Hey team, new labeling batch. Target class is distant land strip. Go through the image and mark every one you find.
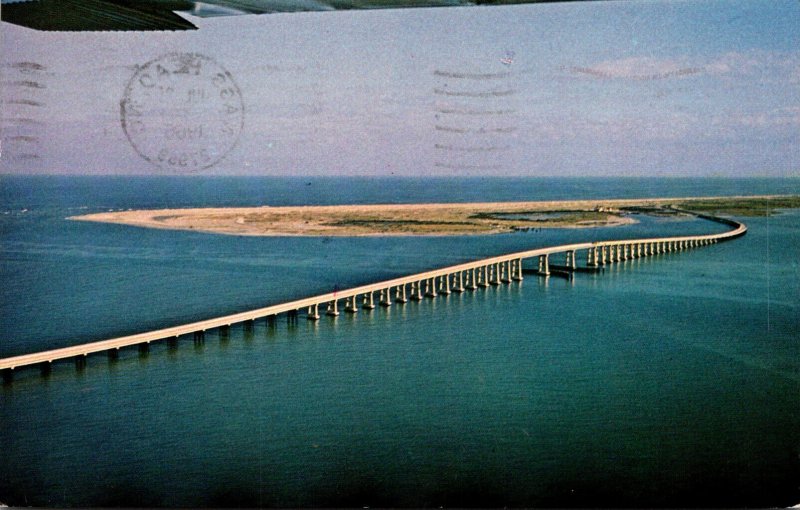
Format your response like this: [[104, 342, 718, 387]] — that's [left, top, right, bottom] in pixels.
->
[[435, 108, 516, 115], [433, 70, 512, 80], [433, 88, 517, 98], [69, 195, 800, 237]]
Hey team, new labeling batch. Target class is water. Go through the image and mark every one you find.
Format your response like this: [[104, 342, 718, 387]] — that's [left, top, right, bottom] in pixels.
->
[[1, 176, 798, 507]]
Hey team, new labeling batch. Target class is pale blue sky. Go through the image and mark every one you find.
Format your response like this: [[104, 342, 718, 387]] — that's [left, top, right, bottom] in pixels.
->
[[1, 0, 798, 176]]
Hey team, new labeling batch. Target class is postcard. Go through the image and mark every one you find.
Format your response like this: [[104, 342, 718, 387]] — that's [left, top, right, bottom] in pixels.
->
[[1, 0, 799, 507]]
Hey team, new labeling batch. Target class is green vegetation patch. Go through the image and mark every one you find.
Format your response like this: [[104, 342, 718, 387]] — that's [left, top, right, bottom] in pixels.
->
[[677, 196, 800, 216], [472, 210, 612, 223], [324, 219, 477, 227]]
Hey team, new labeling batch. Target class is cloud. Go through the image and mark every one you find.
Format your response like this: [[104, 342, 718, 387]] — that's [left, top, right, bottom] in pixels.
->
[[569, 57, 703, 80], [700, 50, 800, 84], [570, 50, 800, 83]]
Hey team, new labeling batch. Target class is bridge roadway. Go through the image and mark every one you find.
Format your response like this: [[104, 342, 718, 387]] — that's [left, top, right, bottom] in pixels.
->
[[0, 210, 746, 373]]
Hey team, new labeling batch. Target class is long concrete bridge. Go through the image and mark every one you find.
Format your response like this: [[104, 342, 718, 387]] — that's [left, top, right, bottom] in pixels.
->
[[0, 209, 746, 378]]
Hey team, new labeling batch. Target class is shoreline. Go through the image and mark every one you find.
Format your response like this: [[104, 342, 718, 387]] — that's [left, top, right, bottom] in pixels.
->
[[68, 195, 800, 237]]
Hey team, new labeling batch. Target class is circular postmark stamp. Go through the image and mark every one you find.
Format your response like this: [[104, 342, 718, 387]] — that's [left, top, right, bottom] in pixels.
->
[[121, 53, 244, 172]]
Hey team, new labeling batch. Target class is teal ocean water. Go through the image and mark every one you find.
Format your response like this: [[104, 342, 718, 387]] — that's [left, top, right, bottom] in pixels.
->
[[1, 176, 798, 507]]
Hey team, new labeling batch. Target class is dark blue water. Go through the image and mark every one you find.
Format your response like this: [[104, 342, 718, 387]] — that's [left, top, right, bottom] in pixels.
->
[[1, 176, 798, 507]]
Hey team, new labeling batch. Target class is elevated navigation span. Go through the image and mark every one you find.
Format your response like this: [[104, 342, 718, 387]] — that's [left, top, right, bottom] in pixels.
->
[[0, 209, 747, 377]]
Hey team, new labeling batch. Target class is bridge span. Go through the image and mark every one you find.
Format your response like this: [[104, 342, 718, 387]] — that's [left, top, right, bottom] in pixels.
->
[[0, 209, 746, 378]]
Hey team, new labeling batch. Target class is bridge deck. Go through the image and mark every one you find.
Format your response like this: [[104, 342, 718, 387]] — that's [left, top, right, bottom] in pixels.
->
[[0, 212, 746, 371]]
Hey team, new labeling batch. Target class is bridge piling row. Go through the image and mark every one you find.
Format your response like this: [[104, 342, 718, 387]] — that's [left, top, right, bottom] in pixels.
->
[[586, 234, 719, 268], [0, 211, 745, 379]]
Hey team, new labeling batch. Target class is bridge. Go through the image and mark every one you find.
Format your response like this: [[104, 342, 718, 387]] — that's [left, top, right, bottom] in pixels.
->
[[0, 209, 746, 379]]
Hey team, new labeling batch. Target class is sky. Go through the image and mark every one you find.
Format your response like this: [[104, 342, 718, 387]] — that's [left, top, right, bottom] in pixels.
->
[[1, 0, 799, 176]]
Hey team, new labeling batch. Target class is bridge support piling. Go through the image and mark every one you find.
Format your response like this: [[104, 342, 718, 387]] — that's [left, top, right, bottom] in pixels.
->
[[40, 361, 52, 376], [513, 259, 524, 280], [108, 347, 121, 359], [308, 303, 321, 320], [396, 284, 408, 303], [426, 278, 438, 297], [453, 271, 465, 292], [326, 300, 339, 317], [468, 268, 478, 289], [380, 288, 392, 306], [362, 292, 376, 309], [479, 266, 489, 287], [440, 275, 452, 294], [345, 296, 358, 313], [538, 254, 550, 276], [487, 264, 498, 285], [565, 250, 576, 270], [138, 343, 149, 354], [75, 355, 86, 370]]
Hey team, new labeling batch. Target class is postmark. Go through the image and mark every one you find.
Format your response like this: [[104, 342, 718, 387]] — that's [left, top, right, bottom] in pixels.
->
[[120, 53, 244, 172]]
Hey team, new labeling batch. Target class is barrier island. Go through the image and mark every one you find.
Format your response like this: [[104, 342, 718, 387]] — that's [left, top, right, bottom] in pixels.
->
[[69, 195, 800, 237]]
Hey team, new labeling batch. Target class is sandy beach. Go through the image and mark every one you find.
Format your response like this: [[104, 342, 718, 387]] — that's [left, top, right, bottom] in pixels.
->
[[68, 195, 798, 237]]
